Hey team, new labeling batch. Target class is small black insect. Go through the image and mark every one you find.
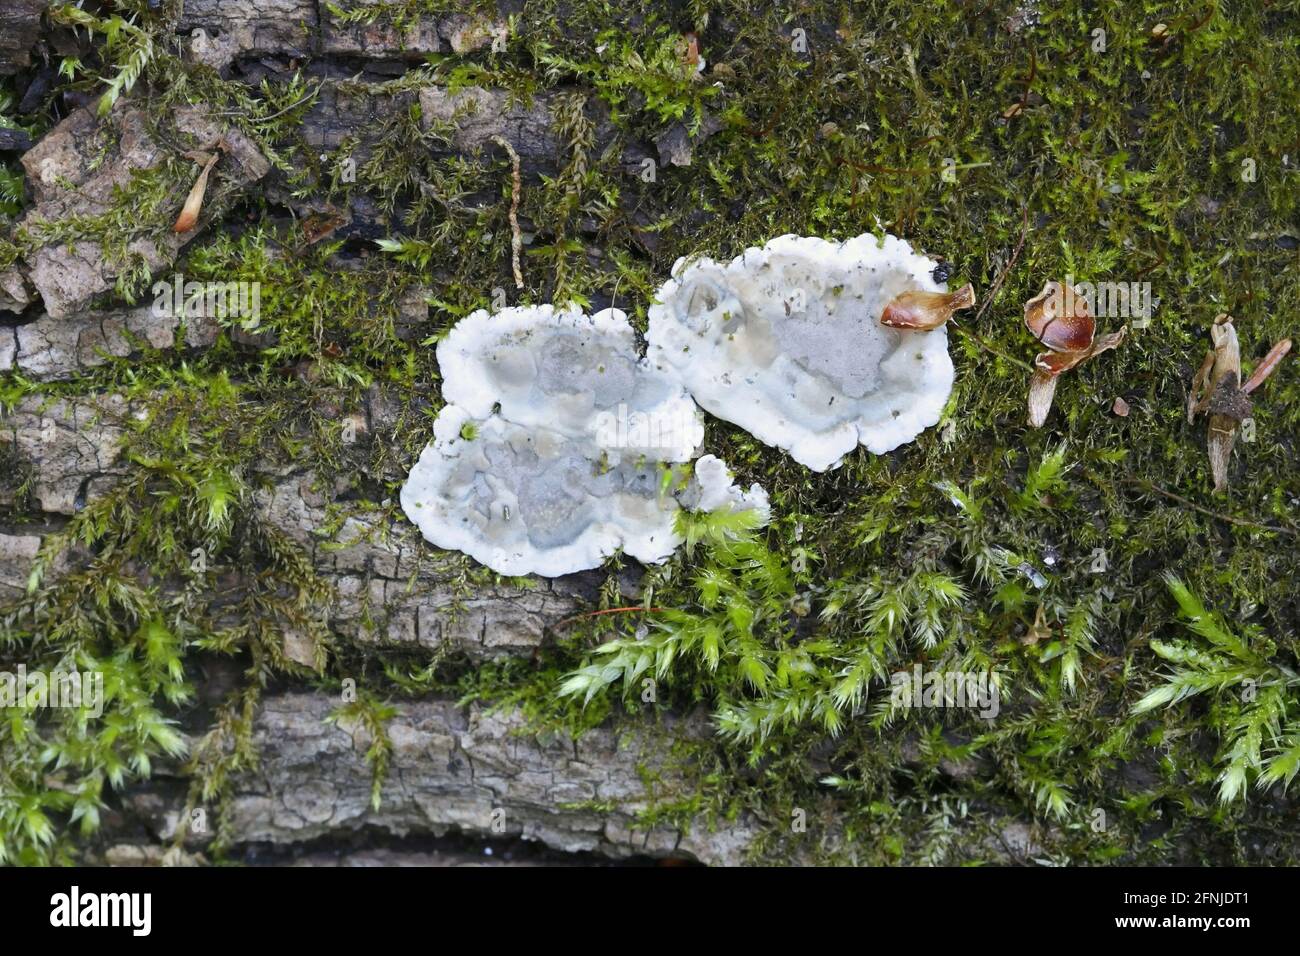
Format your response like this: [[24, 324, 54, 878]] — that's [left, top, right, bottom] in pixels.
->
[[931, 260, 953, 284]]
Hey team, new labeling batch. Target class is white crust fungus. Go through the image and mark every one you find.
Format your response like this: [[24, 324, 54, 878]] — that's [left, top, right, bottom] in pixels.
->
[[438, 304, 703, 462], [646, 234, 956, 471], [400, 406, 683, 576], [681, 454, 770, 520], [402, 305, 767, 577]]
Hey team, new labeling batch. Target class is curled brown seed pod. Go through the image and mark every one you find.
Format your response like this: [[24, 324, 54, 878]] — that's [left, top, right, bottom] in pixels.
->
[[173, 151, 219, 234], [1188, 316, 1290, 492], [1022, 281, 1126, 427]]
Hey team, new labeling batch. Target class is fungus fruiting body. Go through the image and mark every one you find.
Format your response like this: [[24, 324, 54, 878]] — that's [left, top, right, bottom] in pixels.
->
[[402, 406, 676, 576], [438, 305, 703, 462], [402, 305, 767, 576], [646, 234, 958, 471]]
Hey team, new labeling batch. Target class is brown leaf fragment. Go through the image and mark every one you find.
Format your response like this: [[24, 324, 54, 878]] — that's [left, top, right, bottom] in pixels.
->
[[1242, 338, 1292, 394], [1035, 349, 1089, 376], [1209, 313, 1241, 385], [1207, 415, 1236, 495], [173, 151, 219, 234], [302, 210, 350, 245], [1088, 327, 1128, 359], [1027, 369, 1059, 428], [682, 32, 700, 68], [1188, 348, 1216, 423], [1187, 314, 1269, 493], [1022, 281, 1126, 427], [1021, 605, 1051, 646], [1194, 334, 1291, 492]]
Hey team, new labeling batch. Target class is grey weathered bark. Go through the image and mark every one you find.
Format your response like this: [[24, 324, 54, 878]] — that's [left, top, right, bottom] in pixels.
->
[[0, 305, 219, 381], [0, 99, 270, 317], [0, 0, 48, 75], [177, 1, 507, 70], [181, 692, 756, 865], [0, 385, 587, 653], [0, 382, 730, 860], [0, 382, 765, 863], [0, 391, 131, 515]]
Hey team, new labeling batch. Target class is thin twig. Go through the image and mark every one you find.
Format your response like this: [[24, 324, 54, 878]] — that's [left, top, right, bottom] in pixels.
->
[[1120, 478, 1298, 537], [942, 204, 1034, 370], [608, 271, 624, 315], [492, 135, 524, 290], [1242, 338, 1292, 394], [948, 322, 1037, 372], [975, 204, 1030, 322]]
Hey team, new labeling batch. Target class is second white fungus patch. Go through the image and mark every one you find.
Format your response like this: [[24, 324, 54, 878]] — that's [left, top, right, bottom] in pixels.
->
[[402, 305, 768, 577], [646, 233, 956, 471], [439, 304, 703, 462]]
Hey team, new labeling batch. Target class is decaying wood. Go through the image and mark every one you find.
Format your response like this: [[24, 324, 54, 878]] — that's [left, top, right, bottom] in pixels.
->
[[177, 1, 507, 70], [0, 0, 48, 75], [0, 128, 34, 152], [0, 100, 270, 317], [0, 5, 1192, 868], [152, 692, 759, 865], [0, 378, 1057, 865]]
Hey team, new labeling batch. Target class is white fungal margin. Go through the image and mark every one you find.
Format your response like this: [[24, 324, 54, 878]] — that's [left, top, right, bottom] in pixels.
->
[[401, 407, 686, 577], [646, 233, 956, 471], [684, 454, 771, 521]]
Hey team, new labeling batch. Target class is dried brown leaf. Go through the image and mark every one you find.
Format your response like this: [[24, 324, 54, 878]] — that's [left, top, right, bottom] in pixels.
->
[[173, 152, 219, 234]]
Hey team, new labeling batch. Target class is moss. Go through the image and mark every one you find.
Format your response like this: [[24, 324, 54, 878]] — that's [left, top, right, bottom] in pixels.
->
[[324, 0, 499, 34], [3, 0, 1300, 864], [15, 160, 191, 303]]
